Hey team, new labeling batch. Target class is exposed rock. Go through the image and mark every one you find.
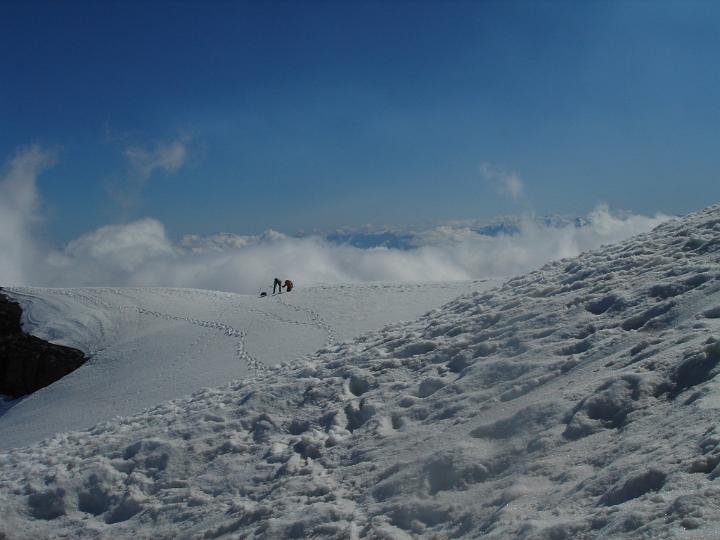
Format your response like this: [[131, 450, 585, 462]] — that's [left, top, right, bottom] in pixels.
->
[[0, 291, 22, 335], [0, 290, 86, 399]]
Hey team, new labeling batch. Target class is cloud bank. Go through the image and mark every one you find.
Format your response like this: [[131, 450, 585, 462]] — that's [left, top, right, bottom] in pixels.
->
[[1, 148, 673, 294]]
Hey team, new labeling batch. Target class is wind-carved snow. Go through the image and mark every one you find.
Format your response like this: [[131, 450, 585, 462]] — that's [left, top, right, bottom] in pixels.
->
[[2, 205, 720, 538]]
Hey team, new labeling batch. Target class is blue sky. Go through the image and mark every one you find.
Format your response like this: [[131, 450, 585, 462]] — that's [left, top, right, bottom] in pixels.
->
[[1, 1, 719, 244]]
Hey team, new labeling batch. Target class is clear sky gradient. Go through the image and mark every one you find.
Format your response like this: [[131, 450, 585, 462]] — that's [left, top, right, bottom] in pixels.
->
[[1, 1, 719, 243]]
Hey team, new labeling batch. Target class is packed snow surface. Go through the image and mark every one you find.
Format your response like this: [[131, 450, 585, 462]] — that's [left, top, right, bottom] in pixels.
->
[[0, 281, 495, 450], [2, 205, 720, 539]]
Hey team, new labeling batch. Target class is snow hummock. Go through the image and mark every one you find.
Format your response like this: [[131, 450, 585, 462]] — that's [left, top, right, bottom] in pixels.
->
[[2, 204, 720, 538]]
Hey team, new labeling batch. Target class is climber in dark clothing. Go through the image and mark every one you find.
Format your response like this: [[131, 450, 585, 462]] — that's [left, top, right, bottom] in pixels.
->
[[273, 277, 282, 294]]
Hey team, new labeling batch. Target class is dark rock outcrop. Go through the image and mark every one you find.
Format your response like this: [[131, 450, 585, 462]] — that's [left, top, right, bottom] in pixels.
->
[[0, 290, 86, 399], [0, 292, 22, 335]]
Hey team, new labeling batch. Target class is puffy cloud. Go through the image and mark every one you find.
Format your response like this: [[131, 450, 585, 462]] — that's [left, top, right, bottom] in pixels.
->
[[45, 219, 177, 286], [64, 219, 174, 267]]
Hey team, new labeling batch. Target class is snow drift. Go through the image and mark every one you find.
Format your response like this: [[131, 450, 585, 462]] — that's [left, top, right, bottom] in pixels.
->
[[2, 204, 720, 538]]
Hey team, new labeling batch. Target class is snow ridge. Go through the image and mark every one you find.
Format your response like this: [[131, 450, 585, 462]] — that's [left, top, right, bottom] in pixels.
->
[[2, 205, 720, 538]]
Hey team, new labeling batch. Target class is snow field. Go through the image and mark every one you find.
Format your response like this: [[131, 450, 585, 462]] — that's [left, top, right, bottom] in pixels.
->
[[1, 205, 720, 538], [0, 281, 496, 450]]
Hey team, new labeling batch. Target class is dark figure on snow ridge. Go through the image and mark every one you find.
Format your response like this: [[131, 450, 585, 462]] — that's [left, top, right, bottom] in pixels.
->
[[283, 279, 294, 292], [273, 277, 282, 294]]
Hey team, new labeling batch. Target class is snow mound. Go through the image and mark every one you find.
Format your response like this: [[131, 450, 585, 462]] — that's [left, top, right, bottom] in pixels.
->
[[2, 205, 720, 538]]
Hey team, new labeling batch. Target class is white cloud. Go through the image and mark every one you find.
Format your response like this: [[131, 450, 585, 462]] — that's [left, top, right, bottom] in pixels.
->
[[0, 146, 55, 285], [104, 136, 192, 212], [1, 146, 673, 293], [33, 206, 670, 293], [481, 162, 525, 201], [48, 219, 177, 286], [179, 230, 288, 253], [125, 138, 188, 180]]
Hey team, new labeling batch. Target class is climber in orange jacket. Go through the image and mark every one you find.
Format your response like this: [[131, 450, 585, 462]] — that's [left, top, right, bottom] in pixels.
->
[[283, 279, 293, 292]]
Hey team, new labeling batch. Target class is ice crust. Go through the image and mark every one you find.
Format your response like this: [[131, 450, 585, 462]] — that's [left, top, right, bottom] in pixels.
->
[[2, 205, 720, 538]]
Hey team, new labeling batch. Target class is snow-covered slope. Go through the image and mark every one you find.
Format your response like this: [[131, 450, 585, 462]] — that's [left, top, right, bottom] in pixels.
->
[[2, 205, 720, 539], [0, 281, 495, 451]]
